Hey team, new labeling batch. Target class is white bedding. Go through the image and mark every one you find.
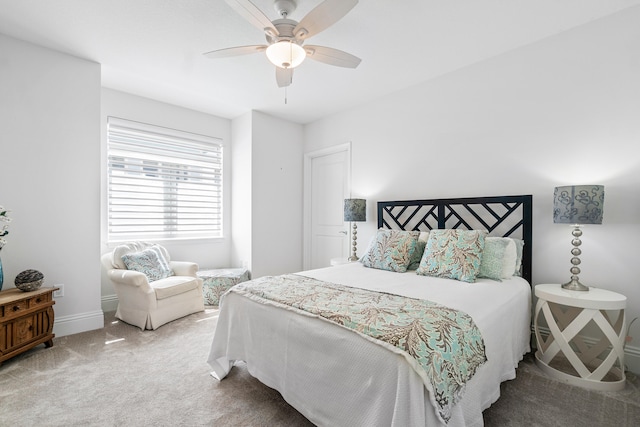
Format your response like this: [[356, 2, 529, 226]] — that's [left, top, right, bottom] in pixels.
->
[[208, 262, 531, 426]]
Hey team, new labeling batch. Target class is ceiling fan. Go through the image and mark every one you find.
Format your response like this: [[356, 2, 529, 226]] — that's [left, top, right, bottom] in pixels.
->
[[204, 0, 361, 88]]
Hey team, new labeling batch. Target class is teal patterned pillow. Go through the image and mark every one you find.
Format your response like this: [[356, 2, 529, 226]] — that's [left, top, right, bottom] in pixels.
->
[[361, 229, 420, 273], [416, 229, 487, 283], [121, 246, 174, 282], [478, 237, 510, 281]]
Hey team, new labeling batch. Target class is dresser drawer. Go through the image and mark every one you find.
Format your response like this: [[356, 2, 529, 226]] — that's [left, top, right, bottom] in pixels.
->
[[28, 293, 51, 307], [0, 288, 55, 320], [3, 300, 28, 318]]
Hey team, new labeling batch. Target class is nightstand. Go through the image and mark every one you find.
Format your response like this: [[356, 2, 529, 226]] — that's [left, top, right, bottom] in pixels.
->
[[534, 284, 626, 391]]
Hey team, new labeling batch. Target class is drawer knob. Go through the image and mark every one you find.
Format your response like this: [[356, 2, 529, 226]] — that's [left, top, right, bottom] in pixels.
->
[[13, 306, 20, 311], [36, 298, 42, 303]]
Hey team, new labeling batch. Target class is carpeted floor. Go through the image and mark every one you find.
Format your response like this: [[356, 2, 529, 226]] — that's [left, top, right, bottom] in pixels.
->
[[0, 309, 638, 426]]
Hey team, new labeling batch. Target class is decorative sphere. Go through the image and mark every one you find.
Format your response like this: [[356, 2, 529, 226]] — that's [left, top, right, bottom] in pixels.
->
[[571, 248, 582, 256], [15, 269, 44, 292], [570, 266, 581, 275], [570, 257, 581, 266], [571, 229, 583, 237]]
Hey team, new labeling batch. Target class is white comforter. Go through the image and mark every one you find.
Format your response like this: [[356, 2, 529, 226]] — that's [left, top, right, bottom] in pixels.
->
[[208, 263, 531, 426]]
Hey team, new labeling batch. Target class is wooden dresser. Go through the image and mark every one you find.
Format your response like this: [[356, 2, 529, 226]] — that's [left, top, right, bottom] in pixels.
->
[[0, 287, 58, 365]]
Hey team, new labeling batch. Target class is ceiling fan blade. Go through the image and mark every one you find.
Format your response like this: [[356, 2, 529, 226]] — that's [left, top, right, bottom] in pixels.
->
[[304, 45, 361, 68], [225, 0, 279, 36], [276, 67, 293, 87], [294, 0, 358, 40], [203, 45, 267, 59]]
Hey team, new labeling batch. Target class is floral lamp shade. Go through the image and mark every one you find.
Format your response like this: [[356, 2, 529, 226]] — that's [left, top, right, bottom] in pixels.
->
[[344, 199, 366, 222], [553, 185, 604, 225]]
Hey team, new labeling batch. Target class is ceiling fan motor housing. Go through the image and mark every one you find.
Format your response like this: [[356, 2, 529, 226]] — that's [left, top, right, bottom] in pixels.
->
[[267, 19, 302, 44]]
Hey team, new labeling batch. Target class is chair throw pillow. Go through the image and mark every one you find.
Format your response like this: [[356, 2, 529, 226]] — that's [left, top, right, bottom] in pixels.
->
[[121, 246, 174, 282]]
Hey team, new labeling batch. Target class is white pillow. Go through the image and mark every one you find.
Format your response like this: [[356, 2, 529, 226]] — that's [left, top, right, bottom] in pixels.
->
[[501, 238, 518, 278], [507, 238, 525, 276]]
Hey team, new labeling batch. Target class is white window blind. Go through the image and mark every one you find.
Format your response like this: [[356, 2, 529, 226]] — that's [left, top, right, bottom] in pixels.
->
[[107, 117, 223, 242]]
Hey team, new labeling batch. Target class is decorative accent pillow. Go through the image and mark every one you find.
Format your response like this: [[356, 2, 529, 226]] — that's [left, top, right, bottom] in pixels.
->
[[416, 229, 487, 283], [509, 238, 525, 276], [408, 231, 430, 270], [121, 246, 174, 282], [361, 229, 420, 273], [478, 237, 517, 281]]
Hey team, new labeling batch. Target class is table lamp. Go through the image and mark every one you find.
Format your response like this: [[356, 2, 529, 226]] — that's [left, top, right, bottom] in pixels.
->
[[344, 198, 366, 261], [553, 185, 604, 291]]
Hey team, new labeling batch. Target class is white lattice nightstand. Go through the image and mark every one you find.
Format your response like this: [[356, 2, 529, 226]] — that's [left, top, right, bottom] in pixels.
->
[[534, 284, 626, 391]]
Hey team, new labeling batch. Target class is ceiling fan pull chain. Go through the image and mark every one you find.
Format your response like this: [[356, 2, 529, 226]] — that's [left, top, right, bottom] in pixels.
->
[[284, 86, 288, 104]]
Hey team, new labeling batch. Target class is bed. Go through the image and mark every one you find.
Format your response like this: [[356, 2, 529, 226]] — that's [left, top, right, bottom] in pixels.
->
[[208, 195, 533, 426]]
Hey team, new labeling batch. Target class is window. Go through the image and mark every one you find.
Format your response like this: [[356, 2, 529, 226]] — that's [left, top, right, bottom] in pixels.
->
[[107, 117, 223, 242]]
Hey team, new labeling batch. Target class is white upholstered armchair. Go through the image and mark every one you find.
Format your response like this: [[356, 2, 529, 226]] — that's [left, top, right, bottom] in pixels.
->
[[101, 242, 204, 330]]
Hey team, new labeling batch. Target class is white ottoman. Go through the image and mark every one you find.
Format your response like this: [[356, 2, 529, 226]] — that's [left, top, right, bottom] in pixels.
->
[[197, 268, 250, 306]]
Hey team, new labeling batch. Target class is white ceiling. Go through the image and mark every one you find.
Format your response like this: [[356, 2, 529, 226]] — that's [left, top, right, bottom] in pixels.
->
[[1, 0, 639, 124]]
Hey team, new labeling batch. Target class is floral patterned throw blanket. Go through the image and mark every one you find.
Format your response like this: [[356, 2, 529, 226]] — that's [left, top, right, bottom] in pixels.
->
[[228, 274, 487, 424]]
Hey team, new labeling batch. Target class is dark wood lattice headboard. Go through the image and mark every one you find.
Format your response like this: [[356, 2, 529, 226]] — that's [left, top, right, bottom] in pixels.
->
[[377, 195, 533, 284]]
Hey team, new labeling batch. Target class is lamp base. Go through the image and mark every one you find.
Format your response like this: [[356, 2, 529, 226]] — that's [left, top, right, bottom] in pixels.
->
[[349, 222, 359, 262], [562, 278, 589, 291], [560, 225, 589, 291]]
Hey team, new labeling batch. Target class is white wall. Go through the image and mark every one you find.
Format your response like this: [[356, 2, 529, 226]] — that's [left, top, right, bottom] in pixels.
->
[[100, 88, 232, 309], [0, 34, 103, 336], [230, 112, 252, 270], [251, 111, 304, 277], [303, 8, 640, 372], [230, 111, 304, 278]]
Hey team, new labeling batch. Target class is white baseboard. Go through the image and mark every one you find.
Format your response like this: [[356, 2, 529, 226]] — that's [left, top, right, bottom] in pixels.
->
[[533, 325, 640, 375], [53, 310, 104, 338], [51, 293, 118, 338], [101, 293, 119, 313]]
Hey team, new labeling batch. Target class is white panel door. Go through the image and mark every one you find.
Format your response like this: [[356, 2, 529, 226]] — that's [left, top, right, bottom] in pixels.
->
[[307, 147, 350, 269]]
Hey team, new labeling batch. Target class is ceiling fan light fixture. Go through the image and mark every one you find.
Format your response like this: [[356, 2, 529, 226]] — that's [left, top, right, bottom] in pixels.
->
[[266, 41, 306, 69]]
